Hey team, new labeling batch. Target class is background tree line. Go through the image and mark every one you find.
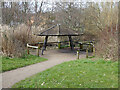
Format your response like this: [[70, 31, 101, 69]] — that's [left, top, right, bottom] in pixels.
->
[[1, 2, 118, 39]]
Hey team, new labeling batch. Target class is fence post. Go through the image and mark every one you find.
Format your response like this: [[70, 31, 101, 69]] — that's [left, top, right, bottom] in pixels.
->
[[77, 50, 79, 59], [58, 36, 61, 49], [86, 47, 88, 58], [58, 42, 61, 49], [69, 42, 70, 47], [80, 43, 83, 50], [37, 44, 40, 57], [93, 45, 95, 57], [27, 44, 30, 54]]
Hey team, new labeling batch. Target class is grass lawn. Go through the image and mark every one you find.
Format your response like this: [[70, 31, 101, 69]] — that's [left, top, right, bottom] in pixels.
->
[[1, 54, 47, 72], [12, 58, 118, 88]]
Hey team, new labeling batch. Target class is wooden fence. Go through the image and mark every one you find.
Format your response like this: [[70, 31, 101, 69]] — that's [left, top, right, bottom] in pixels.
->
[[27, 41, 96, 58]]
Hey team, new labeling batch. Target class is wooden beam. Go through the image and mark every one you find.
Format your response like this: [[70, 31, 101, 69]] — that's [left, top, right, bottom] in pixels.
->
[[37, 34, 82, 36], [42, 36, 48, 55], [68, 36, 74, 50]]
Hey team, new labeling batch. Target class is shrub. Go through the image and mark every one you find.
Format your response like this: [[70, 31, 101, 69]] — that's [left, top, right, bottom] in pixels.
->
[[1, 24, 44, 58], [95, 29, 118, 61], [14, 24, 44, 45], [2, 31, 25, 58]]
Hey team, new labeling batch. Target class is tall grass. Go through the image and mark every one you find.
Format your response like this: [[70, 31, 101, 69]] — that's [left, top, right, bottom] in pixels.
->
[[95, 28, 118, 61], [1, 24, 43, 58]]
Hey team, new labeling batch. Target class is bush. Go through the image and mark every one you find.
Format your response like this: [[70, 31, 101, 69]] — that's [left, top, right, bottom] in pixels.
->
[[2, 29, 25, 58], [95, 29, 118, 61], [1, 24, 44, 58], [14, 24, 44, 45]]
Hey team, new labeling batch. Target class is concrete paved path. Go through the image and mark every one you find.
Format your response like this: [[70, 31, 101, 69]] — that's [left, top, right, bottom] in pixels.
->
[[1, 49, 86, 88]]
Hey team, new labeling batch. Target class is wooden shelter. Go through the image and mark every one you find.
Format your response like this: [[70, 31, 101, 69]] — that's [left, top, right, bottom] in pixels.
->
[[36, 24, 83, 55]]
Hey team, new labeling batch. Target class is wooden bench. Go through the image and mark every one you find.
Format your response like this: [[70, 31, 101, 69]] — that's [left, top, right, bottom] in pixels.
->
[[76, 41, 96, 59], [27, 43, 43, 56]]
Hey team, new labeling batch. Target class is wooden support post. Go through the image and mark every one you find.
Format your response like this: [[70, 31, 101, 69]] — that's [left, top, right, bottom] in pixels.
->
[[93, 45, 95, 57], [68, 36, 74, 50], [88, 43, 91, 52], [42, 36, 48, 55], [27, 47, 30, 54], [80, 43, 83, 50], [58, 43, 61, 49], [37, 48, 39, 56], [37, 44, 40, 57], [69, 42, 70, 47], [77, 50, 79, 59], [91, 44, 93, 52], [86, 47, 88, 58], [58, 36, 61, 49]]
